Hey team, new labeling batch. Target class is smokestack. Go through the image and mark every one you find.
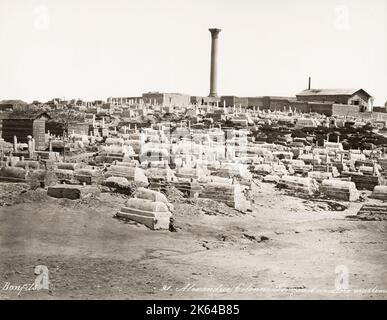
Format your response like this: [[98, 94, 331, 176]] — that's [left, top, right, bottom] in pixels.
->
[[208, 28, 221, 97], [308, 76, 311, 90]]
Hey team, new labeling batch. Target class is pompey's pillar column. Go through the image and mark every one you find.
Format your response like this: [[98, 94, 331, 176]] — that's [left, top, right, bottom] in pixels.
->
[[208, 28, 221, 97]]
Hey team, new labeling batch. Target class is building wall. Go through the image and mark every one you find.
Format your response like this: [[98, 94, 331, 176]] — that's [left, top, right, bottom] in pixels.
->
[[258, 98, 335, 116], [261, 97, 271, 110], [190, 96, 220, 106], [331, 104, 362, 117], [32, 119, 46, 150], [289, 101, 311, 114], [191, 96, 202, 105], [163, 93, 191, 108], [296, 94, 350, 104], [220, 96, 248, 108], [309, 103, 334, 116], [330, 107, 387, 121], [142, 93, 190, 107], [220, 96, 236, 107], [245, 97, 341, 116], [108, 97, 142, 105], [373, 107, 387, 113], [247, 97, 265, 108], [347, 93, 370, 111], [142, 93, 164, 105], [1, 119, 34, 143], [269, 98, 291, 111], [234, 97, 248, 107]]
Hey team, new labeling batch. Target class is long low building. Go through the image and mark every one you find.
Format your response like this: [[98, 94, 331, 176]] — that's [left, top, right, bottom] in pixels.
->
[[296, 88, 374, 112], [106, 87, 376, 118]]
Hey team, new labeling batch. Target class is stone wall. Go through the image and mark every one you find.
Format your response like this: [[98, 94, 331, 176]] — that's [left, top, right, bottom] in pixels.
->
[[1, 119, 33, 143], [309, 103, 333, 116], [331, 104, 363, 117], [247, 97, 265, 108], [220, 96, 249, 107]]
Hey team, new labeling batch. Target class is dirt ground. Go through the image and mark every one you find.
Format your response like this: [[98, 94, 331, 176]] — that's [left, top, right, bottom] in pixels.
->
[[0, 182, 386, 300]]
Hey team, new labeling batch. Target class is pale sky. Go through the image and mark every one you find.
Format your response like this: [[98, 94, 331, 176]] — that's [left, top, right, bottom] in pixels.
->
[[0, 0, 386, 105]]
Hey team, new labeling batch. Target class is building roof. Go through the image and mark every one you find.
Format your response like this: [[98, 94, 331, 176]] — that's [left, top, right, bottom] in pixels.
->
[[266, 96, 297, 101], [296, 88, 372, 98], [0, 111, 51, 120]]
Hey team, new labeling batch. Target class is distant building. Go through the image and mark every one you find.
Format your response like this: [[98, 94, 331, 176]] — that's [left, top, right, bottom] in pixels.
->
[[220, 96, 248, 108], [264, 96, 297, 111], [246, 97, 265, 109], [107, 96, 142, 105], [142, 92, 190, 108], [0, 100, 27, 112], [190, 96, 220, 106], [246, 96, 298, 112], [108, 92, 191, 108], [372, 105, 387, 113], [296, 89, 374, 112]]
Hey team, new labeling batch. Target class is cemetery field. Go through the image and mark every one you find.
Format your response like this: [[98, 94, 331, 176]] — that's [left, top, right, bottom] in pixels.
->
[[0, 184, 386, 300]]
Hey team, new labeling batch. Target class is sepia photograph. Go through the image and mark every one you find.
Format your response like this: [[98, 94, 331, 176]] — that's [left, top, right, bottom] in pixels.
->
[[0, 0, 386, 307]]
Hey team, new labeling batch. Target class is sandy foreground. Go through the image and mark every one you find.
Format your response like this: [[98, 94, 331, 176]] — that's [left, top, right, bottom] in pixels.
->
[[0, 182, 386, 300]]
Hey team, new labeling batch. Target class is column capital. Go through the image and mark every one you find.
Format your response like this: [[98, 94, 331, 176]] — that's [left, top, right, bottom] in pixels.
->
[[209, 28, 221, 38]]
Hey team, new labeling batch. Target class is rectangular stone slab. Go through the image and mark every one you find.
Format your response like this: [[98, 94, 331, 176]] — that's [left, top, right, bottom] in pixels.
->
[[47, 184, 100, 200], [116, 210, 171, 230]]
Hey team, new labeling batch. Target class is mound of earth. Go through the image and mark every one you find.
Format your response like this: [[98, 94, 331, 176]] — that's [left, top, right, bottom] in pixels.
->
[[172, 198, 244, 217], [162, 185, 185, 203], [302, 199, 348, 212], [0, 183, 49, 206], [347, 204, 387, 221]]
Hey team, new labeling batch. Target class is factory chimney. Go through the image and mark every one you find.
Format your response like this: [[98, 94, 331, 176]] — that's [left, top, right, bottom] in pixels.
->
[[209, 28, 222, 97], [308, 76, 311, 90]]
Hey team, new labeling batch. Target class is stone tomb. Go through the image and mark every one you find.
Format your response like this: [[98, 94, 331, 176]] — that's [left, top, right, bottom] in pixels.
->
[[116, 188, 172, 230], [104, 165, 149, 186], [47, 184, 100, 200], [320, 179, 359, 202], [199, 181, 251, 212], [371, 185, 387, 200], [277, 176, 319, 195]]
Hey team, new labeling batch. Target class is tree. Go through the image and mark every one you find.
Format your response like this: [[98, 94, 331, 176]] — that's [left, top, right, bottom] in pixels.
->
[[50, 109, 85, 136], [49, 109, 84, 161]]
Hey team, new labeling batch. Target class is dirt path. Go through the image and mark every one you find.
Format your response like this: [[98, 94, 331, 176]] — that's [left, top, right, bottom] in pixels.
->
[[0, 183, 386, 299]]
